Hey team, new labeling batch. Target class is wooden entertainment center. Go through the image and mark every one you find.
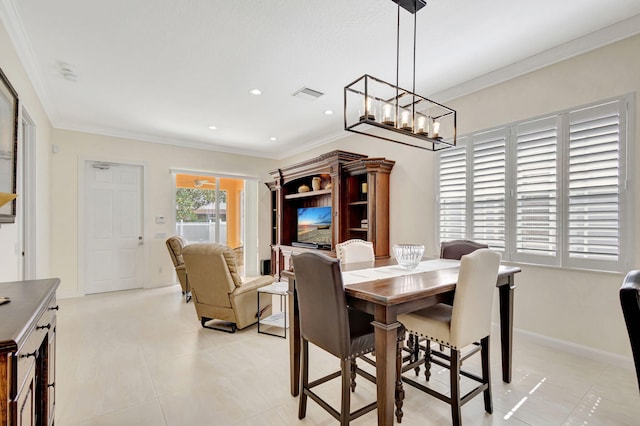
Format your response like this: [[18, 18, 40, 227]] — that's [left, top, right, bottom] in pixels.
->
[[266, 150, 394, 280]]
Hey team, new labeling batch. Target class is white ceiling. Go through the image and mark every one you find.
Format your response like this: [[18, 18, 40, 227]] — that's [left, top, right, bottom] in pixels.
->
[[3, 0, 640, 159]]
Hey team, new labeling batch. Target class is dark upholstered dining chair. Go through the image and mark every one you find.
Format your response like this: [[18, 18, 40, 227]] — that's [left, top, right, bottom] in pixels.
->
[[620, 270, 640, 393], [292, 251, 405, 424], [440, 239, 489, 260], [399, 249, 502, 426]]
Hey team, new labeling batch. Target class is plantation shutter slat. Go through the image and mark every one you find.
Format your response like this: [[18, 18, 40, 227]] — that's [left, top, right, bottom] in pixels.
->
[[439, 140, 467, 241], [515, 117, 557, 260], [567, 101, 622, 263], [472, 130, 506, 250]]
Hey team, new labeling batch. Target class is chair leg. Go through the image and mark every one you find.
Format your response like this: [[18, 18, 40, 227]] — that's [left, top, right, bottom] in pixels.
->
[[450, 348, 462, 426], [481, 336, 493, 414], [411, 333, 421, 376], [395, 338, 405, 423], [341, 358, 351, 425], [424, 339, 432, 381], [298, 339, 309, 420], [350, 359, 357, 392]]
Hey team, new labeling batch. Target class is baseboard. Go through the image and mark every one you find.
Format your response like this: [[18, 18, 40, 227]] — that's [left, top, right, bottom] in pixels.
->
[[145, 281, 178, 289], [57, 290, 82, 299], [509, 326, 634, 367], [57, 282, 178, 299]]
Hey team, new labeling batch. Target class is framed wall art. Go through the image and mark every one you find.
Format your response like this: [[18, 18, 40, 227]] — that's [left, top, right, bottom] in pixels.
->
[[0, 66, 18, 223]]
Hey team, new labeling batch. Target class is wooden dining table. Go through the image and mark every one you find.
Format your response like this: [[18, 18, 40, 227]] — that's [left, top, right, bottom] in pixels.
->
[[283, 257, 521, 426]]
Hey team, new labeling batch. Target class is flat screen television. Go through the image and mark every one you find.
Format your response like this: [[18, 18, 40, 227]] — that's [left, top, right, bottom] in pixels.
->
[[297, 206, 332, 245]]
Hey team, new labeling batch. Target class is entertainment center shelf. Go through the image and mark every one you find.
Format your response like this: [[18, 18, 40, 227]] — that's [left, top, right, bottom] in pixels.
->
[[266, 150, 394, 280], [284, 189, 332, 200]]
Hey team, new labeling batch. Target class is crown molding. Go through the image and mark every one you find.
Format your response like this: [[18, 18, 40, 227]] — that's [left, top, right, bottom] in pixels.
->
[[55, 122, 282, 159], [273, 130, 348, 160], [431, 13, 640, 103], [0, 0, 60, 123]]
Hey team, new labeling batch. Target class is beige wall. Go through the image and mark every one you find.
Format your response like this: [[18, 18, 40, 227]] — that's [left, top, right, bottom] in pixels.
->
[[0, 21, 53, 281], [2, 13, 638, 358], [50, 129, 277, 297], [447, 34, 640, 357], [281, 34, 640, 357]]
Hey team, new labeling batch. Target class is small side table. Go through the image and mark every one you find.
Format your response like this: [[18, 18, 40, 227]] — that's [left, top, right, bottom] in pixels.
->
[[257, 281, 289, 338]]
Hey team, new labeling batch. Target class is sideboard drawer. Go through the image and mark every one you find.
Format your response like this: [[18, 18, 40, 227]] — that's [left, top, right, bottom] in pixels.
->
[[15, 297, 56, 397], [15, 326, 46, 396]]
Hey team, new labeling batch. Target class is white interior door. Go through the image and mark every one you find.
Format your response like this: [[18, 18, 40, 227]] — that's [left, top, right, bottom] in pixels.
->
[[85, 161, 143, 294]]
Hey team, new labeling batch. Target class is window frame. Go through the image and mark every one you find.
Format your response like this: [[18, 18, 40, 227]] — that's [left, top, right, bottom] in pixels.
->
[[436, 95, 633, 273]]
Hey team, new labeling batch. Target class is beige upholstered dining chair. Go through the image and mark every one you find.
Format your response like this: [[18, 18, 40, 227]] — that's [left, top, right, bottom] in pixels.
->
[[406, 239, 490, 375], [292, 251, 405, 424], [398, 249, 501, 425], [335, 239, 374, 264], [165, 235, 190, 302], [182, 243, 273, 333]]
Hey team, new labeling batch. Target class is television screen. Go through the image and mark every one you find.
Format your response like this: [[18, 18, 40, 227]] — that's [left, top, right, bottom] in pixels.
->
[[297, 206, 332, 245]]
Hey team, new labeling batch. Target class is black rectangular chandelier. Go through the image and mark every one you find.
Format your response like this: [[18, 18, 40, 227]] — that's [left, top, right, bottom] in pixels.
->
[[344, 0, 456, 151]]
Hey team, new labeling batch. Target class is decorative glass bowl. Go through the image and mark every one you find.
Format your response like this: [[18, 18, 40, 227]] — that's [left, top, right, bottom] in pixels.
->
[[393, 244, 425, 270]]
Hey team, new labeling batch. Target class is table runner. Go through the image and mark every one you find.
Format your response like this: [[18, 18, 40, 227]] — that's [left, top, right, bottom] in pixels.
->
[[341, 258, 460, 285]]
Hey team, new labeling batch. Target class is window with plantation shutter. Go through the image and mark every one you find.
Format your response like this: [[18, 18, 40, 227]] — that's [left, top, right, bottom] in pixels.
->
[[472, 130, 506, 251], [513, 117, 558, 264], [438, 140, 468, 241], [437, 95, 630, 272], [565, 100, 626, 271]]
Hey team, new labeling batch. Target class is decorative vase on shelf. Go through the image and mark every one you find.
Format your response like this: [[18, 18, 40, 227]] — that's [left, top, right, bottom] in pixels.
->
[[312, 177, 321, 191], [298, 184, 310, 193]]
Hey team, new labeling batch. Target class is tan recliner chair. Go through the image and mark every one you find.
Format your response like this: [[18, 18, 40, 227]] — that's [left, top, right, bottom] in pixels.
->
[[166, 235, 190, 302], [182, 243, 274, 333]]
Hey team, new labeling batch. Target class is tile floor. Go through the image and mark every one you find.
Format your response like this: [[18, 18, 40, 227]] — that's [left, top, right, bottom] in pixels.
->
[[56, 285, 640, 425]]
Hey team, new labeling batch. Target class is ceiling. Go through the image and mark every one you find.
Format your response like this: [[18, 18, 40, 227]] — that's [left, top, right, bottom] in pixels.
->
[[3, 0, 640, 159]]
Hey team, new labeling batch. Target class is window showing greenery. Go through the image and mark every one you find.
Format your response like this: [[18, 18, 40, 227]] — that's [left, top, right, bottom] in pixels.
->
[[437, 96, 631, 272], [174, 174, 245, 248], [176, 188, 227, 222]]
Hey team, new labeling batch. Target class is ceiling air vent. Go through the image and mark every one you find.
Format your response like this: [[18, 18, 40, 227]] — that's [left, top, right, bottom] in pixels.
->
[[292, 87, 324, 101]]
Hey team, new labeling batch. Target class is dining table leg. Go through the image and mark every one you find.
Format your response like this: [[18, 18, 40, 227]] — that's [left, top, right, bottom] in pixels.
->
[[372, 319, 402, 425], [498, 277, 516, 383]]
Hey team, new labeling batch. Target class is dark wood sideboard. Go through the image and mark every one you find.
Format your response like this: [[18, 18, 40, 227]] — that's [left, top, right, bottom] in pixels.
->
[[0, 279, 60, 426]]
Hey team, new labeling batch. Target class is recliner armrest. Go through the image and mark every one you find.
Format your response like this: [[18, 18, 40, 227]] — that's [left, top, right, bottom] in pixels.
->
[[233, 275, 275, 295]]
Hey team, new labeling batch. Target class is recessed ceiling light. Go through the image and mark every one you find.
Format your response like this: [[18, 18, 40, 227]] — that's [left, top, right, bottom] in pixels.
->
[[324, 110, 334, 115], [249, 88, 262, 95], [270, 137, 277, 141], [208, 125, 217, 130]]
